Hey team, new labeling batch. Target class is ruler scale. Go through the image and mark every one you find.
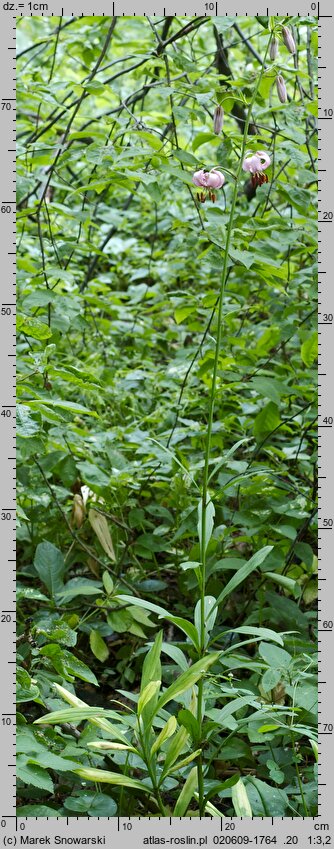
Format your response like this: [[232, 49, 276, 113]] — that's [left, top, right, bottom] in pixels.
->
[[1, 2, 331, 844]]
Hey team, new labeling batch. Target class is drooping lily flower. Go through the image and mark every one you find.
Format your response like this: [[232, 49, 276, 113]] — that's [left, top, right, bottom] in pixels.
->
[[192, 167, 225, 202], [242, 150, 271, 188], [281, 25, 296, 55]]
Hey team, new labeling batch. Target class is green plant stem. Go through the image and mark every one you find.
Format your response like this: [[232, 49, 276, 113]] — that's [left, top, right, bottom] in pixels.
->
[[138, 725, 166, 816], [291, 736, 309, 816], [196, 38, 272, 817]]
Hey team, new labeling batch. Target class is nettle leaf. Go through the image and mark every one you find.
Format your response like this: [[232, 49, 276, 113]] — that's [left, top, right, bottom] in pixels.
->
[[254, 402, 281, 439], [40, 645, 98, 686], [27, 399, 98, 417], [192, 132, 221, 152], [17, 314, 52, 341], [259, 642, 292, 670], [16, 404, 41, 437], [33, 541, 65, 598], [301, 331, 318, 366], [17, 755, 54, 792], [249, 377, 286, 404], [261, 668, 281, 692], [229, 247, 255, 270], [27, 752, 80, 772], [174, 305, 196, 324], [16, 806, 58, 817], [77, 461, 110, 488]]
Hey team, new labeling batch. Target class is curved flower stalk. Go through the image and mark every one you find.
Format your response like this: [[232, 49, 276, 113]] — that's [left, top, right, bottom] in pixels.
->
[[242, 150, 271, 187], [192, 167, 225, 203]]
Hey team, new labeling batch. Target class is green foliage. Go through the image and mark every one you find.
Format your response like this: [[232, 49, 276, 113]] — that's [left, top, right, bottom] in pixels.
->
[[17, 14, 317, 817]]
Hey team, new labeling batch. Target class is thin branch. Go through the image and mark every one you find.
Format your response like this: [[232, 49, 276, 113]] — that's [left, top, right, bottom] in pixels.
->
[[233, 22, 267, 67], [37, 18, 118, 208]]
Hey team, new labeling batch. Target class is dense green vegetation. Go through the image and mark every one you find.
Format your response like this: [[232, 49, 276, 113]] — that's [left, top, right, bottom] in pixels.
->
[[16, 14, 318, 817]]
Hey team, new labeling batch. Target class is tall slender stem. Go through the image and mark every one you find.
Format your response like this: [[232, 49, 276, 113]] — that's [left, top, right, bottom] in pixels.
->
[[138, 725, 166, 816], [196, 37, 272, 817]]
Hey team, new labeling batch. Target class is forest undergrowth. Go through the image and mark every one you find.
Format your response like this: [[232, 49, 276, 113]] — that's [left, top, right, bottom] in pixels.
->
[[16, 13, 318, 817]]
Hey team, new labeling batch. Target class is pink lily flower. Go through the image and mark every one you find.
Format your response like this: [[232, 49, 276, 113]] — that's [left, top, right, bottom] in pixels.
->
[[242, 150, 271, 188], [192, 167, 225, 189], [242, 150, 271, 174], [192, 167, 225, 203]]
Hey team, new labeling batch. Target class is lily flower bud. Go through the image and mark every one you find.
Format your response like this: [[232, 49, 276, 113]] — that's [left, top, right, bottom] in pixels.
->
[[276, 74, 288, 103], [72, 494, 86, 529], [213, 105, 224, 134], [281, 25, 296, 55], [269, 36, 278, 61]]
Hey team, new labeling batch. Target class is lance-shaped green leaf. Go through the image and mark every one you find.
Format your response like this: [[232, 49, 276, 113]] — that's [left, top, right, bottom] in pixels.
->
[[217, 626, 284, 647], [161, 725, 189, 779], [212, 546, 273, 612], [232, 778, 253, 817], [116, 598, 199, 650], [73, 767, 153, 795], [168, 749, 202, 774], [137, 680, 161, 716], [155, 652, 220, 714], [174, 767, 198, 816], [194, 596, 217, 648], [204, 775, 240, 805], [138, 632, 163, 732], [87, 741, 137, 752], [34, 683, 130, 743], [151, 715, 177, 756], [197, 497, 215, 556], [141, 630, 162, 689]]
